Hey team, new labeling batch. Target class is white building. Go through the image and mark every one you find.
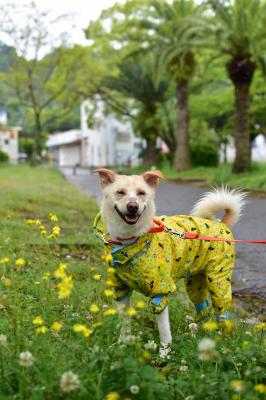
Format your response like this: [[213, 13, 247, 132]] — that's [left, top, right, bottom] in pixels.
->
[[46, 129, 84, 166], [46, 99, 143, 167], [0, 127, 19, 163]]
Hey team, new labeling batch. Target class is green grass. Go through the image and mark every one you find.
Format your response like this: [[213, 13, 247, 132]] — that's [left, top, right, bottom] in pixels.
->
[[120, 163, 266, 191], [0, 165, 265, 399]]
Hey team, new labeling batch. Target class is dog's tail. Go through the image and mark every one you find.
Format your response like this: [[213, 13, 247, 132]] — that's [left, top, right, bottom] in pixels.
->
[[191, 186, 247, 227]]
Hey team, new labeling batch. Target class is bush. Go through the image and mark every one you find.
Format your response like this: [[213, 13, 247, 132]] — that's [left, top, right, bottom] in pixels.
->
[[0, 149, 9, 163], [191, 143, 219, 167]]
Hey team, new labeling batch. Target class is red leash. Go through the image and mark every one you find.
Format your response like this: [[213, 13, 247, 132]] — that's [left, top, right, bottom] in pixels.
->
[[108, 219, 266, 246], [183, 232, 266, 245]]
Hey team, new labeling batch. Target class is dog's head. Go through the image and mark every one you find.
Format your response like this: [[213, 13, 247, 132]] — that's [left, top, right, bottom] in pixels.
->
[[94, 169, 163, 237]]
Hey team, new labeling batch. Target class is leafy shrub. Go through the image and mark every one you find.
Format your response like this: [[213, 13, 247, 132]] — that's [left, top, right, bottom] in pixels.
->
[[0, 149, 9, 163], [191, 143, 219, 167]]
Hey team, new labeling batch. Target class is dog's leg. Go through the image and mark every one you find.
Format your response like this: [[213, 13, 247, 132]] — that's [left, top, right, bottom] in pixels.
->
[[117, 295, 131, 341], [156, 306, 172, 358]]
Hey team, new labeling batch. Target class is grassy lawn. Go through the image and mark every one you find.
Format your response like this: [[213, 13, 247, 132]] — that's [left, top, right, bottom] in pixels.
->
[[0, 165, 265, 399], [120, 163, 266, 191]]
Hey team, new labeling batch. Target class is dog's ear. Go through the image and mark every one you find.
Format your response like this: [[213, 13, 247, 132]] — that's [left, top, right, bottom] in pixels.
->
[[143, 170, 164, 188], [94, 168, 116, 187]]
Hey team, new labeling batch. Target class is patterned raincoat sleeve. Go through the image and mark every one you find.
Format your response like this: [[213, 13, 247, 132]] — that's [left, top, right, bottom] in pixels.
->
[[107, 269, 132, 301]]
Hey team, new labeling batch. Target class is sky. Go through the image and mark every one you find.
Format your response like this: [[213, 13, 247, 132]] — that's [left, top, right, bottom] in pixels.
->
[[0, 0, 124, 46]]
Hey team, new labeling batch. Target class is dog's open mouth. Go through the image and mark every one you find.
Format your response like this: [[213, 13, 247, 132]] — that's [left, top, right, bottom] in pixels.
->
[[115, 205, 141, 225]]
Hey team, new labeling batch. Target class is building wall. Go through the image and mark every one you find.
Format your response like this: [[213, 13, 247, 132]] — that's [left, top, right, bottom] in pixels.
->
[[0, 128, 18, 163], [59, 143, 81, 167], [80, 100, 142, 167]]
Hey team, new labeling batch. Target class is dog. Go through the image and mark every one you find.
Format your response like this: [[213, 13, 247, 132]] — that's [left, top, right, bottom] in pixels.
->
[[94, 169, 246, 356]]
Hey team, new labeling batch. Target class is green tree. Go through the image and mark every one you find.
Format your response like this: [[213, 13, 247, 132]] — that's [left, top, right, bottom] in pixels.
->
[[1, 2, 104, 163], [205, 0, 266, 172], [138, 0, 203, 170], [104, 57, 169, 166]]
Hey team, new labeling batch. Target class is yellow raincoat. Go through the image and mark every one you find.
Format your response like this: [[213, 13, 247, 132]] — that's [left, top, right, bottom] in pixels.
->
[[93, 212, 235, 319]]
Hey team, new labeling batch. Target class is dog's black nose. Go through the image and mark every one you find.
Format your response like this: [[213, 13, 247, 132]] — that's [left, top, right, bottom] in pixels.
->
[[127, 202, 139, 214]]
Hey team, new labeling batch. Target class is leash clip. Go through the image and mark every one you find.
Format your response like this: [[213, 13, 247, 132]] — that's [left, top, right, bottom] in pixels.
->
[[165, 227, 186, 238]]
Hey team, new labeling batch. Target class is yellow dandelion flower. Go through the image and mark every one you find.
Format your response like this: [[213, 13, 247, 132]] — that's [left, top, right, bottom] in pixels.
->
[[136, 301, 145, 309], [105, 280, 114, 286], [73, 324, 85, 333], [0, 257, 9, 264], [52, 225, 61, 235], [73, 324, 93, 337], [36, 326, 48, 334], [51, 321, 63, 331], [106, 392, 120, 400], [104, 289, 114, 297], [58, 285, 71, 299], [90, 304, 100, 314], [49, 213, 59, 222], [103, 308, 118, 317], [102, 253, 113, 263], [202, 320, 218, 331], [54, 263, 67, 279], [254, 384, 266, 394], [107, 267, 115, 274], [242, 341, 250, 350], [253, 322, 265, 331], [32, 316, 44, 325], [125, 307, 137, 317], [93, 274, 102, 281], [15, 258, 26, 268]]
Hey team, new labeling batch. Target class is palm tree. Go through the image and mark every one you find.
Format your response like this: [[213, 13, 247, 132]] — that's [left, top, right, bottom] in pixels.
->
[[138, 0, 202, 170], [103, 57, 169, 166], [207, 0, 266, 173]]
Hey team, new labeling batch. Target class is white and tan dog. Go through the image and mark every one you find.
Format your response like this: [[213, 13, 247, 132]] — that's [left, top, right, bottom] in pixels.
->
[[94, 169, 245, 356]]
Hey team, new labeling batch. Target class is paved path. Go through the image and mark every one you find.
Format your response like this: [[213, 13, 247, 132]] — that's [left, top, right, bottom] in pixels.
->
[[61, 167, 266, 301]]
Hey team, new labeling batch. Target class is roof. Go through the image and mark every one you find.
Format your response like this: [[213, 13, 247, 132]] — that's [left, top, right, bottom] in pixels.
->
[[46, 130, 83, 147]]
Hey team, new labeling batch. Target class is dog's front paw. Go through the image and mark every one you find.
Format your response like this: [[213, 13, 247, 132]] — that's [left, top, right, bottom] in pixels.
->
[[159, 343, 171, 359]]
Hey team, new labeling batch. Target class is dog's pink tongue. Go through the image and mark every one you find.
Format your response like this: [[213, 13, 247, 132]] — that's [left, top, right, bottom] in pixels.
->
[[125, 214, 138, 222]]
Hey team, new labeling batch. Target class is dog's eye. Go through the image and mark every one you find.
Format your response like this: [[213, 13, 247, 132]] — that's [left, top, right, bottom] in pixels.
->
[[116, 190, 126, 196], [137, 190, 146, 196]]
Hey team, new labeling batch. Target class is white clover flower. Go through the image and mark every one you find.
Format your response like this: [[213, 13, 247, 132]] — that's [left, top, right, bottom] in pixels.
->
[[181, 359, 187, 365], [130, 385, 140, 394], [179, 365, 189, 373], [60, 371, 80, 393], [188, 322, 198, 333], [185, 315, 193, 322], [19, 351, 34, 367], [198, 338, 216, 353], [121, 335, 138, 345], [0, 334, 7, 346], [144, 340, 157, 351], [198, 338, 216, 362]]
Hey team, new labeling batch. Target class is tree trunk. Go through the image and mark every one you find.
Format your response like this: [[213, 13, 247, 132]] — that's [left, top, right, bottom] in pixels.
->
[[174, 79, 192, 170], [233, 82, 251, 173], [143, 138, 157, 167], [32, 110, 42, 165]]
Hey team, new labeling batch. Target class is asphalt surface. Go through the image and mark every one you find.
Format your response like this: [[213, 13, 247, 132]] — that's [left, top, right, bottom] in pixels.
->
[[61, 167, 266, 302]]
